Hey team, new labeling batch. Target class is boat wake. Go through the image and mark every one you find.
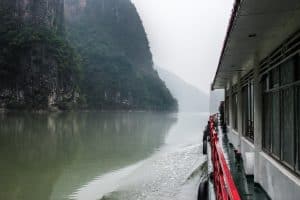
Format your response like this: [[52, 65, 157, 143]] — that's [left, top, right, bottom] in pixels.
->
[[79, 144, 207, 200]]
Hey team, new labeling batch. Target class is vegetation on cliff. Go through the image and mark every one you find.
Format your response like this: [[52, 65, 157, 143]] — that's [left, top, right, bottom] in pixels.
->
[[66, 0, 177, 111], [0, 0, 177, 111], [0, 1, 81, 109]]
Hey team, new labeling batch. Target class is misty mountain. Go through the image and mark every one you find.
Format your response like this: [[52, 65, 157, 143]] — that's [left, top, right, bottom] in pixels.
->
[[156, 67, 209, 112], [65, 0, 177, 111]]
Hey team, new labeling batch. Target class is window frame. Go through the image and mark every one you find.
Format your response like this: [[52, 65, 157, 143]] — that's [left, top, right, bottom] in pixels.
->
[[262, 55, 300, 174], [242, 81, 254, 142], [225, 95, 230, 126], [232, 92, 238, 131]]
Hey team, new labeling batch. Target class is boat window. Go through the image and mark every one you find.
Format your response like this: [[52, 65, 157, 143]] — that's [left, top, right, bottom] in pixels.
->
[[262, 55, 298, 171], [232, 92, 238, 130], [280, 59, 295, 85], [242, 86, 248, 137], [263, 91, 272, 152], [296, 55, 300, 171], [250, 82, 254, 137], [296, 85, 300, 172], [271, 91, 280, 158], [261, 74, 268, 92], [225, 95, 230, 125], [270, 67, 279, 88], [296, 55, 300, 81], [281, 88, 295, 167], [242, 82, 254, 141]]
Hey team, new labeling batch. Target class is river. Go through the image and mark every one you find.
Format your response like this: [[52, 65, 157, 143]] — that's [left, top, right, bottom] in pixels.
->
[[0, 112, 208, 200]]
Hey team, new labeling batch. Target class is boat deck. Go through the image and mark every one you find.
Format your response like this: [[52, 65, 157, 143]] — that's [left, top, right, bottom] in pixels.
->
[[220, 127, 270, 200]]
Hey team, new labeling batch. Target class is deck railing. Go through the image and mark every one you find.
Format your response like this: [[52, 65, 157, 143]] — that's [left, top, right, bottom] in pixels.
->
[[209, 115, 241, 200]]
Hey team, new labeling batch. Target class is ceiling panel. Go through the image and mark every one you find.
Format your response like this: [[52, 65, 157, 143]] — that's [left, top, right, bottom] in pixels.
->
[[213, 0, 300, 89]]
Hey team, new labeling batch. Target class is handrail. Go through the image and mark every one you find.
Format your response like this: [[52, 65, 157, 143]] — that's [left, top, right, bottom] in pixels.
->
[[209, 115, 241, 200]]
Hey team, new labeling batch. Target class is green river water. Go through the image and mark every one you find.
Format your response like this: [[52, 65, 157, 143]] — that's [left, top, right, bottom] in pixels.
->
[[0, 112, 208, 200]]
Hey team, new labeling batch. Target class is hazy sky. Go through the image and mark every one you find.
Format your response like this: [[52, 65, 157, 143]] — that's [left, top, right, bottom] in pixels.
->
[[131, 0, 234, 93]]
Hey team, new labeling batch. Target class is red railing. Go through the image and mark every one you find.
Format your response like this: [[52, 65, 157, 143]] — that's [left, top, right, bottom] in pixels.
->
[[209, 115, 241, 200]]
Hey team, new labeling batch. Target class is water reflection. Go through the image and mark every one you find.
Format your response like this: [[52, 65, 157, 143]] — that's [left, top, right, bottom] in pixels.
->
[[0, 112, 176, 200]]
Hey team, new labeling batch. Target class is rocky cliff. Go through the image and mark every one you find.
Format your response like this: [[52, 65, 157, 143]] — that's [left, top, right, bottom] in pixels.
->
[[0, 0, 177, 111], [65, 0, 177, 111], [0, 0, 80, 110]]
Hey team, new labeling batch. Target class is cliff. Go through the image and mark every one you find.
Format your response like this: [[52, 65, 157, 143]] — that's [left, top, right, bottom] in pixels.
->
[[0, 0, 80, 110], [0, 0, 177, 111], [65, 0, 177, 111]]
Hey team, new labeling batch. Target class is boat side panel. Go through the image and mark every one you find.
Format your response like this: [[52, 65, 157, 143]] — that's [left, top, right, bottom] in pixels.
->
[[256, 152, 300, 200]]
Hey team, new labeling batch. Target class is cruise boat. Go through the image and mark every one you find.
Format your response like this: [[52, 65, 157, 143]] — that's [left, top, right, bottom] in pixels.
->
[[203, 0, 300, 199]]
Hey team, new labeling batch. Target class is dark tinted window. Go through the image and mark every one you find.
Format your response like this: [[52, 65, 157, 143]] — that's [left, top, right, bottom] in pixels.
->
[[296, 55, 300, 81], [242, 82, 254, 141], [262, 54, 299, 173], [225, 96, 229, 125], [270, 67, 279, 88], [261, 74, 268, 91], [280, 59, 295, 85], [296, 85, 300, 171], [271, 91, 280, 157], [281, 88, 295, 167], [233, 93, 238, 130], [242, 86, 248, 136], [263, 92, 272, 152]]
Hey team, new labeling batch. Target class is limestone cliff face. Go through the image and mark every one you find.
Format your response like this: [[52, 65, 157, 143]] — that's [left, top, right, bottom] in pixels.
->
[[0, 0, 177, 111], [64, 0, 178, 110], [4, 0, 64, 29], [0, 0, 79, 110], [64, 0, 86, 21]]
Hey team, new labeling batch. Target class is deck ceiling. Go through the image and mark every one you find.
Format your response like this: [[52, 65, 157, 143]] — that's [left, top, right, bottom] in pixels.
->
[[213, 0, 300, 89]]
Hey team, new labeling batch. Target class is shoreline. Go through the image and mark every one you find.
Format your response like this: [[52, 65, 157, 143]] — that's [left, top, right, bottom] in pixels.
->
[[0, 108, 179, 114]]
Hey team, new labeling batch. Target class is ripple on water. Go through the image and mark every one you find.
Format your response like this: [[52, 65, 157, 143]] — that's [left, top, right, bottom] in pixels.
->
[[100, 144, 206, 200]]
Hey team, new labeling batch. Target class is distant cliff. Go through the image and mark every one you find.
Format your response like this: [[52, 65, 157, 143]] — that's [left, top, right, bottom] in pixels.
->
[[156, 67, 209, 112], [0, 0, 80, 110]]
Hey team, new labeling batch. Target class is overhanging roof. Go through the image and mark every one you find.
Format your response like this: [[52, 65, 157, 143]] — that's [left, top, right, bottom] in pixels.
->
[[212, 0, 300, 89]]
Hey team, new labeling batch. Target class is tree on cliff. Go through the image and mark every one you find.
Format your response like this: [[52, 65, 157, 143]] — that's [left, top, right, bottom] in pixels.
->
[[0, 0, 81, 109]]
